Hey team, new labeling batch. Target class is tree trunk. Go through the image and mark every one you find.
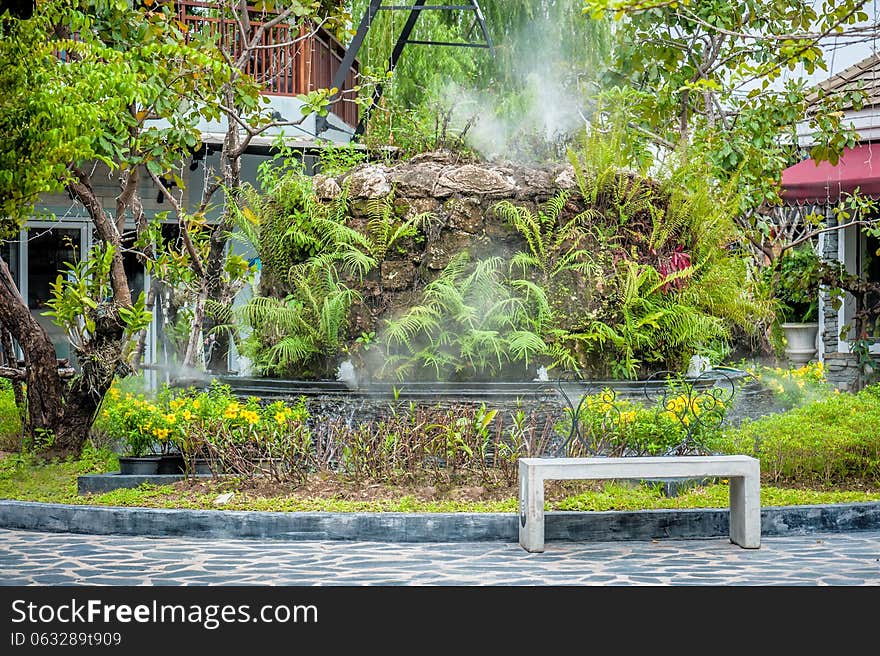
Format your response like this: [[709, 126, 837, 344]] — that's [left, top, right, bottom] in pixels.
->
[[182, 286, 208, 371], [202, 98, 242, 375], [53, 302, 126, 455], [131, 282, 158, 372], [0, 249, 127, 458], [0, 256, 65, 445]]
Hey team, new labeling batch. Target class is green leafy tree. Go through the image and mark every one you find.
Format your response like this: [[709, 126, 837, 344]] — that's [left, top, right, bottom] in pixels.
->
[[0, 0, 244, 455], [584, 0, 872, 253], [349, 0, 611, 158], [145, 1, 350, 374]]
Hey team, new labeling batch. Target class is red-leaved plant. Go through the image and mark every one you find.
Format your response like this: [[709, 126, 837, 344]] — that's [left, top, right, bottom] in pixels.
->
[[656, 245, 692, 292]]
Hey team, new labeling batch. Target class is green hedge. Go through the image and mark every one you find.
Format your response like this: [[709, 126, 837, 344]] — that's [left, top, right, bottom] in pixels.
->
[[711, 385, 880, 487]]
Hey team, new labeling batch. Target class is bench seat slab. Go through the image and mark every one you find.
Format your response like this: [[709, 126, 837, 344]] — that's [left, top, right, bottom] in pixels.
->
[[518, 456, 761, 552]]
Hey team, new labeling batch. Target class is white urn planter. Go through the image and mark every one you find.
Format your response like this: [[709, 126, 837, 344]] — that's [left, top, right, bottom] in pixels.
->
[[781, 322, 819, 366]]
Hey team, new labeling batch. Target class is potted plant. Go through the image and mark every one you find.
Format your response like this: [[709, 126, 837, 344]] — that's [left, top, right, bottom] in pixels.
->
[[118, 430, 161, 475], [97, 387, 161, 474], [769, 246, 821, 365]]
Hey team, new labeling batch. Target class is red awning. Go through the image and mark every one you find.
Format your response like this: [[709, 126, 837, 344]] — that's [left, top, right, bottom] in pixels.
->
[[780, 143, 880, 204]]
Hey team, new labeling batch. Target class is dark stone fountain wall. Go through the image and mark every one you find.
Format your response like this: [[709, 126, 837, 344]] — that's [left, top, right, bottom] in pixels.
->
[[263, 150, 583, 343]]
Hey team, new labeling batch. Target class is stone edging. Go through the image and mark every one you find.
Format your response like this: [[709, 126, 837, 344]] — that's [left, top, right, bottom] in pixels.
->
[[2, 500, 879, 543]]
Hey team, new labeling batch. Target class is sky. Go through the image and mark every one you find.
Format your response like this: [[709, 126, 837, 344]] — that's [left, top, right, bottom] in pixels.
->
[[791, 1, 880, 85]]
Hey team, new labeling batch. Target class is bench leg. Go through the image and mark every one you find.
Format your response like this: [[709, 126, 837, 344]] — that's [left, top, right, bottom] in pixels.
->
[[728, 473, 761, 548], [518, 463, 545, 553]]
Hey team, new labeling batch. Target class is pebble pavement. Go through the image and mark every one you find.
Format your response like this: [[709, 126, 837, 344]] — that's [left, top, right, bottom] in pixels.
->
[[1, 528, 879, 586]]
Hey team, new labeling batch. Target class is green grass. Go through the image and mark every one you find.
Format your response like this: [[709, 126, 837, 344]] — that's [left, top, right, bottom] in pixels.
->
[[0, 447, 119, 504], [0, 380, 22, 451], [1, 450, 878, 513]]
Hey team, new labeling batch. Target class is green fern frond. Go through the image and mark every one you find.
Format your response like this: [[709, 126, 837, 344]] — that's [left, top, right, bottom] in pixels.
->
[[412, 348, 457, 379], [205, 298, 234, 326], [265, 335, 316, 369], [383, 305, 442, 348], [509, 251, 541, 277], [507, 330, 548, 365], [459, 329, 505, 370]]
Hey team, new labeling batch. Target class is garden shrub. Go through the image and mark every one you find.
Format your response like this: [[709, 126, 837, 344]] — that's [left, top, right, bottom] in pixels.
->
[[563, 387, 728, 457], [96, 380, 312, 480], [92, 373, 880, 492], [316, 402, 560, 487], [744, 360, 832, 410], [711, 384, 880, 487]]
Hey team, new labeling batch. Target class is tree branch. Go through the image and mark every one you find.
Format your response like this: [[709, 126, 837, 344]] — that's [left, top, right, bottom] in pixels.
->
[[148, 169, 207, 279], [68, 167, 132, 308]]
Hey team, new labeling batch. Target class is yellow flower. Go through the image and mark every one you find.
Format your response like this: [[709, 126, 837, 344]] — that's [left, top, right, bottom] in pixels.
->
[[620, 411, 636, 424], [241, 409, 260, 425], [108, 387, 120, 400], [192, 399, 201, 410], [182, 409, 193, 422], [153, 427, 170, 440], [164, 413, 176, 424], [274, 411, 288, 425], [224, 402, 240, 419]]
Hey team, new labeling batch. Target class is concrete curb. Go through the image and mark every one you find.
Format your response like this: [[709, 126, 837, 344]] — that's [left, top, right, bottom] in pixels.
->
[[2, 499, 879, 543]]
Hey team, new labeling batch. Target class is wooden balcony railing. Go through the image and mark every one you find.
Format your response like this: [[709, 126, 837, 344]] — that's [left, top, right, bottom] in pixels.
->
[[177, 1, 359, 128]]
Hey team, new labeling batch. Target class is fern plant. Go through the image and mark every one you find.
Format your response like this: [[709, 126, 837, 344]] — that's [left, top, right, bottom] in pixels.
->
[[239, 260, 359, 378], [378, 252, 548, 381], [360, 193, 436, 262], [548, 121, 771, 378], [494, 191, 595, 283]]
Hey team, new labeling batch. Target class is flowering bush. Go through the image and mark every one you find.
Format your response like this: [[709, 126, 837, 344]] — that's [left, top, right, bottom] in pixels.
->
[[566, 387, 727, 456], [96, 380, 311, 479], [97, 386, 167, 457], [746, 361, 832, 410]]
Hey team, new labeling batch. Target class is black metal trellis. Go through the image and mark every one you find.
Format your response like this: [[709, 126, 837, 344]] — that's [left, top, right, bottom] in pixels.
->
[[317, 0, 494, 138], [544, 369, 753, 458]]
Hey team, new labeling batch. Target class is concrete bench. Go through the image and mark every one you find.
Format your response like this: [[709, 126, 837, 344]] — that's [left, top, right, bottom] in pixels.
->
[[518, 455, 761, 552]]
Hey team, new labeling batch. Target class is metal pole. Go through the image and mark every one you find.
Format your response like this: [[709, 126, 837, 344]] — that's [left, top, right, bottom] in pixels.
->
[[354, 0, 428, 137], [330, 0, 384, 95]]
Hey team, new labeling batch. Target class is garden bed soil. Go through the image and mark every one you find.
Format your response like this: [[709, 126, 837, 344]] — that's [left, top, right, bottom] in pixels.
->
[[160, 473, 880, 506], [167, 475, 622, 504]]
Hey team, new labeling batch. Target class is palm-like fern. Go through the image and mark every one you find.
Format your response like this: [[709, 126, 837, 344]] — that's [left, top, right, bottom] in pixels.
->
[[362, 193, 437, 262], [494, 191, 594, 283], [608, 260, 726, 377]]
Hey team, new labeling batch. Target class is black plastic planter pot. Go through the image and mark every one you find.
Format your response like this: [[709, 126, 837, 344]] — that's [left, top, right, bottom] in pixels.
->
[[118, 456, 161, 475], [157, 454, 186, 475]]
